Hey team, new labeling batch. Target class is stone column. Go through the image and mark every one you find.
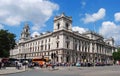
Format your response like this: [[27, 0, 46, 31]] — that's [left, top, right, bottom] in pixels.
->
[[63, 55, 66, 63], [58, 55, 62, 63]]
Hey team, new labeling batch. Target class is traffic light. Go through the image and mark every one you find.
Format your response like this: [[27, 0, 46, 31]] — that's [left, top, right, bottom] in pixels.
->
[[51, 53, 56, 59]]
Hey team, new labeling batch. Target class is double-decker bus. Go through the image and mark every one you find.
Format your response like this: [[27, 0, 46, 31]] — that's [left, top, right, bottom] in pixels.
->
[[32, 57, 50, 67]]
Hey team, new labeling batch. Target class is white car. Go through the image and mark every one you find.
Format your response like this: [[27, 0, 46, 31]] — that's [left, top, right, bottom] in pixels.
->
[[76, 62, 81, 67]]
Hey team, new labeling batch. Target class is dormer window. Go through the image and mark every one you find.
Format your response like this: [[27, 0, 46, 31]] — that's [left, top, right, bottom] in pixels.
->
[[66, 36, 69, 39], [57, 23, 60, 29]]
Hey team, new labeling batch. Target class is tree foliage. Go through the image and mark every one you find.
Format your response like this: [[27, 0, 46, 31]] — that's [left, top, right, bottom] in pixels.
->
[[0, 29, 16, 57], [112, 48, 120, 61]]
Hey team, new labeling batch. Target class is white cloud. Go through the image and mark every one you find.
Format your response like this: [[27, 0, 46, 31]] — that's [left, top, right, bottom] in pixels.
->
[[32, 24, 43, 31], [82, 8, 106, 23], [99, 21, 120, 45], [31, 31, 40, 37], [72, 26, 88, 34], [114, 12, 120, 22], [0, 24, 4, 29], [5, 16, 22, 25], [0, 0, 59, 30], [81, 1, 86, 8]]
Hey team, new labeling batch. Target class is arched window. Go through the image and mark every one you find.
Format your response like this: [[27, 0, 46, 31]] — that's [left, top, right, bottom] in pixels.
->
[[56, 42, 59, 48], [66, 23, 69, 30], [57, 23, 60, 29]]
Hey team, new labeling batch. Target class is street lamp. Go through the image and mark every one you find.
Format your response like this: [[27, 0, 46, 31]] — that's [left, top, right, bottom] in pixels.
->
[[24, 53, 27, 70], [24, 54, 26, 59], [51, 53, 57, 69], [51, 53, 57, 63]]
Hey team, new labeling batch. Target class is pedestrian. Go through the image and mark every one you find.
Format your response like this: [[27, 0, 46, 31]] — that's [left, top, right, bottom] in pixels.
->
[[1, 62, 5, 69], [28, 62, 34, 68], [51, 63, 55, 70], [15, 61, 18, 69], [17, 62, 22, 70]]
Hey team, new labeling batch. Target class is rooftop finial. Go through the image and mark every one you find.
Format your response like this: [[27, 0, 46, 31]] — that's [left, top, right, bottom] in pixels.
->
[[61, 12, 65, 17]]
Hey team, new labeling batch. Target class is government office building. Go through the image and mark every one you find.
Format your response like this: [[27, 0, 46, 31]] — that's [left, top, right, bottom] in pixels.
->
[[10, 13, 116, 64]]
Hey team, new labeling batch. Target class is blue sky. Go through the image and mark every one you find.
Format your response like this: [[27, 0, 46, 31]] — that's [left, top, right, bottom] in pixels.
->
[[0, 0, 120, 45]]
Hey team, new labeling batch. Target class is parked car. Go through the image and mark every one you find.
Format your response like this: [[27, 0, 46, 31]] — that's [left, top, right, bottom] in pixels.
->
[[76, 62, 81, 67]]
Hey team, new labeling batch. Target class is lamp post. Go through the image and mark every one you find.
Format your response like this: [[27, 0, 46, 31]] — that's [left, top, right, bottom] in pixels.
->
[[51, 53, 56, 69], [24, 53, 27, 70], [93, 53, 95, 67], [24, 54, 26, 59], [51, 53, 56, 63]]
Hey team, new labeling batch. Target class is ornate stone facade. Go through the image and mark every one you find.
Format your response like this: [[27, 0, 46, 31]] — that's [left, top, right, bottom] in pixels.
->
[[10, 13, 116, 64]]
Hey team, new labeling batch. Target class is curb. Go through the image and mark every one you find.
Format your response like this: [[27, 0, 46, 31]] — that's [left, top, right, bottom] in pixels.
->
[[48, 68, 59, 71], [0, 69, 30, 75]]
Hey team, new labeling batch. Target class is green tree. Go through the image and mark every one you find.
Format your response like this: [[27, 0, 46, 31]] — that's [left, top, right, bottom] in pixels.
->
[[112, 48, 120, 61], [0, 29, 16, 58]]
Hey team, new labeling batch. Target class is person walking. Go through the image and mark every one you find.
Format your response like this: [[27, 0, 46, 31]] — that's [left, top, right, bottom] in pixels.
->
[[1, 62, 5, 69], [17, 62, 22, 70], [15, 61, 18, 69]]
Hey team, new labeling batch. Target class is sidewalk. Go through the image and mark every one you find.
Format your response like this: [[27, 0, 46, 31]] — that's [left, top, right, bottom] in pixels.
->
[[0, 67, 26, 75], [0, 66, 79, 75]]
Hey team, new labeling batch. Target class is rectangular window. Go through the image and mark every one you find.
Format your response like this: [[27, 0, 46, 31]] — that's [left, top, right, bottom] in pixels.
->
[[45, 39, 47, 43], [57, 36, 59, 39], [48, 44, 50, 50], [75, 44, 77, 50], [41, 40, 43, 44], [41, 45, 43, 50], [67, 42, 69, 48], [57, 42, 59, 48], [45, 45, 47, 50], [79, 45, 81, 50], [38, 47, 39, 51], [66, 36, 69, 39], [49, 38, 50, 42]]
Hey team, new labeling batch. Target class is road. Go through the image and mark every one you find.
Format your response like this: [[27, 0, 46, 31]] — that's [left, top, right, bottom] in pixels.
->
[[2, 65, 120, 76]]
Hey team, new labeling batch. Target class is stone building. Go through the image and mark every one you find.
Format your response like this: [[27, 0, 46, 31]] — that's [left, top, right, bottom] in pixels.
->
[[10, 13, 116, 64]]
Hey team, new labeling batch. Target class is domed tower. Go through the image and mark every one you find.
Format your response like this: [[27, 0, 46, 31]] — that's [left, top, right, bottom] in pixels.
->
[[53, 13, 72, 32], [19, 23, 31, 42]]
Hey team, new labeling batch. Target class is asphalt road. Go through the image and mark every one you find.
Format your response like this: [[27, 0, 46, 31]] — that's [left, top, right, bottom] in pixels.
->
[[3, 65, 120, 76]]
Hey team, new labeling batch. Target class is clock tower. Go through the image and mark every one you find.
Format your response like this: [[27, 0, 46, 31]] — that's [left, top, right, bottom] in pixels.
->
[[53, 13, 72, 32], [19, 23, 30, 42]]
